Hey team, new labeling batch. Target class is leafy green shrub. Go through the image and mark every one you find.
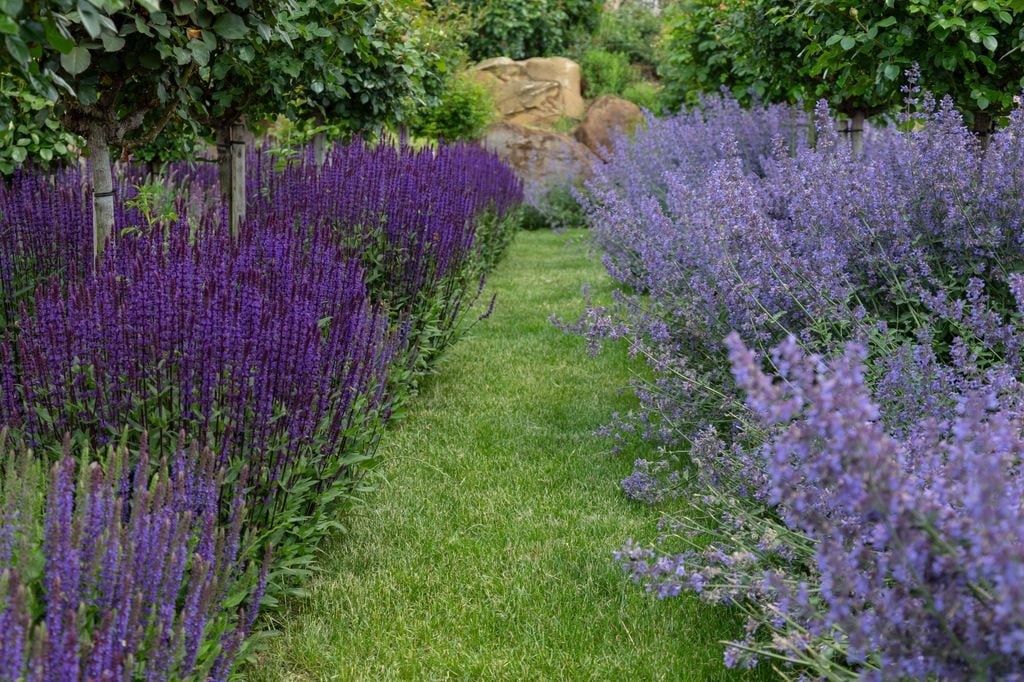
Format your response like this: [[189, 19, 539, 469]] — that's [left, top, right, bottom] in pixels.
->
[[0, 82, 80, 175], [590, 2, 663, 68], [410, 75, 495, 142], [621, 81, 663, 112], [794, 0, 1024, 125], [521, 184, 588, 231], [552, 115, 580, 134], [445, 0, 603, 61], [657, 0, 806, 110], [580, 49, 635, 98]]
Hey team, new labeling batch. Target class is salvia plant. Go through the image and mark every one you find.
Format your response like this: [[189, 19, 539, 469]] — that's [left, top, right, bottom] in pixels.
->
[[568, 90, 1024, 678], [0, 137, 521, 677], [0, 433, 268, 681]]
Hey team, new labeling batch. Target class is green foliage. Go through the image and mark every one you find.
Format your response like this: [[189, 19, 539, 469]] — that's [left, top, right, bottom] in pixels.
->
[[120, 180, 180, 238], [657, 0, 807, 110], [471, 209, 521, 271], [656, 0, 1024, 121], [0, 77, 80, 174], [0, 1, 443, 164], [0, 0, 279, 145], [621, 80, 663, 112], [409, 74, 495, 141], [551, 115, 580, 134], [261, 0, 438, 138], [130, 117, 208, 166], [580, 49, 636, 98], [575, 2, 663, 69], [791, 0, 1024, 119], [443, 0, 604, 61], [521, 185, 588, 230], [408, 2, 476, 119]]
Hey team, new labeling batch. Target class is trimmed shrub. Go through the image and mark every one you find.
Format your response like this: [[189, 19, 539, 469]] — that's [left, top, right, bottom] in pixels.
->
[[451, 0, 603, 61], [580, 49, 635, 98], [521, 184, 588, 231], [410, 75, 495, 142], [621, 81, 662, 112]]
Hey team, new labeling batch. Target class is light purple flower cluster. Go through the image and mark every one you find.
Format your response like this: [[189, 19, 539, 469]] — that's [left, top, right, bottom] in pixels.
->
[[620, 459, 682, 504], [576, 93, 1024, 678], [722, 334, 1024, 679], [0, 434, 267, 681], [584, 95, 1024, 348]]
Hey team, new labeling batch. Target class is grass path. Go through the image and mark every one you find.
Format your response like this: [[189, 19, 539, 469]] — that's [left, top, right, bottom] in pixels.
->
[[253, 230, 762, 681]]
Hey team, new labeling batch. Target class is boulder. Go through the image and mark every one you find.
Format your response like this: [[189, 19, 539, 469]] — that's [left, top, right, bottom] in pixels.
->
[[470, 57, 585, 128], [574, 95, 644, 160], [481, 121, 596, 191]]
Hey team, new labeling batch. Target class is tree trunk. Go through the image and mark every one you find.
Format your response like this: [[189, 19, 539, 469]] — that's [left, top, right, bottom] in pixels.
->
[[849, 110, 865, 156], [313, 113, 327, 170], [216, 126, 231, 207], [973, 111, 993, 148], [87, 126, 115, 264], [313, 132, 327, 170], [229, 120, 246, 238], [215, 123, 247, 236]]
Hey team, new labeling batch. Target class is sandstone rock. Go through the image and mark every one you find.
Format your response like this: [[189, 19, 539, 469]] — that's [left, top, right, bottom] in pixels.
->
[[469, 57, 584, 128], [575, 95, 644, 159], [481, 121, 596, 191]]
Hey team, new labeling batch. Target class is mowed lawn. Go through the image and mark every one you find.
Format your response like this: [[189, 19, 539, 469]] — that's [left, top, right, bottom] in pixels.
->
[[251, 229, 769, 681]]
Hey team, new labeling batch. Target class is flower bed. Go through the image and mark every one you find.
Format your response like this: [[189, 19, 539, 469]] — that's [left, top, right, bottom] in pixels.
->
[[572, 93, 1024, 678], [0, 140, 521, 679]]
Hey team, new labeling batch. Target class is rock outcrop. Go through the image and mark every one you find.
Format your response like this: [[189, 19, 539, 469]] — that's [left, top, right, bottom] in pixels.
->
[[481, 121, 596, 190], [470, 57, 585, 128], [574, 95, 644, 159]]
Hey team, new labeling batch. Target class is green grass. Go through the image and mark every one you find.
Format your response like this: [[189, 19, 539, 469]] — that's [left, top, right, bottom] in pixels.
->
[[251, 230, 768, 681]]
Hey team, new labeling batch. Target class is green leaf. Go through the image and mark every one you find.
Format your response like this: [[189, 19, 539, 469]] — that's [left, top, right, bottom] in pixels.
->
[[76, 0, 103, 39], [172, 45, 190, 65], [60, 45, 91, 75], [840, 35, 857, 50], [983, 35, 998, 51], [338, 35, 354, 53], [212, 12, 247, 40], [101, 32, 125, 52], [187, 39, 209, 65], [43, 19, 74, 53], [0, 15, 17, 35], [137, 0, 160, 11], [884, 63, 900, 80], [10, 145, 26, 163], [4, 34, 28, 65]]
